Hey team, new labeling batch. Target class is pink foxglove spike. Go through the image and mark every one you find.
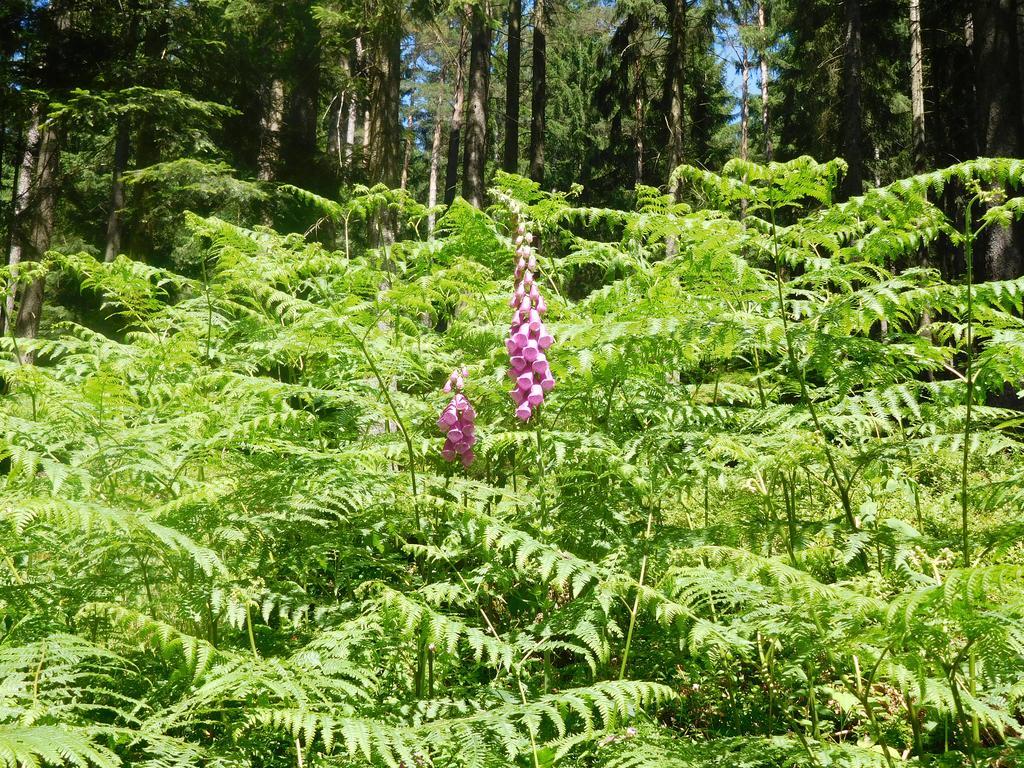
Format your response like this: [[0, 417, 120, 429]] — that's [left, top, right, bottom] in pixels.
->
[[438, 367, 476, 467], [506, 217, 555, 422]]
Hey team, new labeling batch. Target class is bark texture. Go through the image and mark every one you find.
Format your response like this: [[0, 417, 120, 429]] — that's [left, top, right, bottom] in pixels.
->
[[104, 117, 130, 262], [14, 121, 61, 355], [975, 0, 1024, 279], [257, 77, 285, 181], [910, 0, 926, 171], [666, 0, 687, 191], [503, 0, 522, 173], [840, 0, 863, 199], [462, 2, 491, 207], [529, 0, 547, 183], [758, 1, 772, 160], [444, 23, 468, 205]]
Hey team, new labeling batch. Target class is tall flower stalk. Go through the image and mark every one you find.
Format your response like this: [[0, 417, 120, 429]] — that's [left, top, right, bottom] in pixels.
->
[[438, 366, 477, 467], [506, 221, 555, 421]]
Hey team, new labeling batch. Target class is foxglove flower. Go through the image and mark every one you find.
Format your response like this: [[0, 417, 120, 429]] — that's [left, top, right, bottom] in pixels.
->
[[438, 366, 476, 467], [506, 221, 555, 421]]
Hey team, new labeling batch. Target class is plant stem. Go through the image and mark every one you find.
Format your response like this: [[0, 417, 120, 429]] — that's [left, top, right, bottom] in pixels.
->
[[350, 327, 420, 527], [246, 603, 259, 658], [619, 505, 654, 680], [961, 198, 975, 567], [535, 407, 548, 528], [768, 207, 859, 538]]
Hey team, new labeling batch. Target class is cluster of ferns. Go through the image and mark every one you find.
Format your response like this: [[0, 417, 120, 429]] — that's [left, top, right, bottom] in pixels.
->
[[0, 158, 1023, 767]]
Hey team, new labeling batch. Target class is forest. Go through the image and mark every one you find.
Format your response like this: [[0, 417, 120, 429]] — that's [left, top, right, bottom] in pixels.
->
[[1, 0, 1024, 766]]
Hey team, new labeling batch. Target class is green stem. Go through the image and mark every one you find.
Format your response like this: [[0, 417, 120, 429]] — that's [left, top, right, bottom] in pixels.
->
[[246, 604, 259, 658], [535, 408, 548, 528], [768, 208, 858, 539], [619, 505, 655, 681], [961, 199, 975, 567], [350, 328, 420, 526]]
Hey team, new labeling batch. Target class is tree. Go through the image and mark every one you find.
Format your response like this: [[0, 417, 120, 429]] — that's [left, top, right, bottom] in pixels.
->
[[529, 0, 547, 183], [503, 0, 522, 172], [367, 4, 403, 190], [462, 1, 491, 207], [666, 0, 688, 179], [758, 1, 771, 160], [909, 0, 925, 171], [839, 0, 863, 198], [974, 0, 1024, 279], [444, 22, 468, 205]]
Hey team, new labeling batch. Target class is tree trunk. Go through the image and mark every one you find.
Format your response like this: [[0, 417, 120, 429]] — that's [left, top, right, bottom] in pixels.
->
[[345, 46, 359, 166], [283, 9, 321, 180], [503, 0, 522, 173], [975, 0, 1024, 279], [104, 117, 130, 262], [328, 94, 343, 167], [740, 44, 750, 160], [667, 0, 687, 192], [368, 11, 402, 189], [444, 23, 468, 205], [5, 108, 40, 336], [529, 0, 547, 183], [428, 71, 447, 234], [840, 0, 864, 199], [910, 0, 926, 171], [462, 1, 491, 207], [400, 113, 413, 190], [14, 121, 60, 356], [758, 1, 772, 160], [634, 92, 645, 185], [356, 36, 372, 153], [257, 77, 284, 181]]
